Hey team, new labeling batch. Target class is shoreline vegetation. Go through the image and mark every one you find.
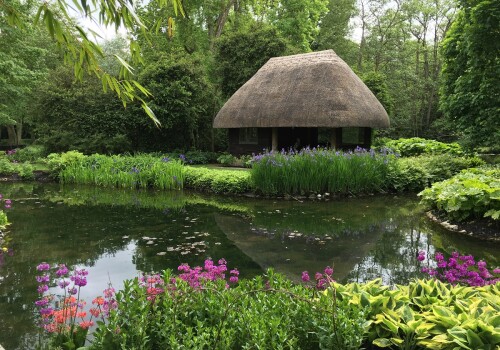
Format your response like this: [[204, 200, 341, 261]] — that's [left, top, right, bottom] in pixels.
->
[[0, 138, 498, 238], [33, 256, 500, 350]]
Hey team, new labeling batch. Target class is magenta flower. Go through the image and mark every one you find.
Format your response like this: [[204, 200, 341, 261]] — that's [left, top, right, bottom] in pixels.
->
[[58, 280, 70, 288], [35, 298, 49, 307], [229, 276, 238, 283], [301, 271, 310, 282], [37, 285, 49, 293], [56, 264, 69, 277], [417, 251, 425, 261], [324, 266, 334, 276], [37, 263, 51, 271], [36, 275, 50, 283]]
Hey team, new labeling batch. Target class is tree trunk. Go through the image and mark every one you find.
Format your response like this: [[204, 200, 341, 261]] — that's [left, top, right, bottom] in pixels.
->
[[6, 125, 18, 147]]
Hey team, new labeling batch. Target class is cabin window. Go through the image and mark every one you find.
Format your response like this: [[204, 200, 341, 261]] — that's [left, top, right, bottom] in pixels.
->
[[239, 128, 258, 144], [341, 128, 364, 145]]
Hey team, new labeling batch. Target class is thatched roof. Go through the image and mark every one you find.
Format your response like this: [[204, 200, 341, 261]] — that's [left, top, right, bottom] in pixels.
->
[[213, 50, 389, 129]]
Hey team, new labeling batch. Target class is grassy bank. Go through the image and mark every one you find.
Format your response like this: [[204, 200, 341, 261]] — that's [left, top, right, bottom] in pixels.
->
[[3, 149, 482, 197]]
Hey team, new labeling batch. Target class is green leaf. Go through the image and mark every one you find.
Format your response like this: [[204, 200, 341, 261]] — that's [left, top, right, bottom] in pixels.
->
[[373, 338, 393, 347]]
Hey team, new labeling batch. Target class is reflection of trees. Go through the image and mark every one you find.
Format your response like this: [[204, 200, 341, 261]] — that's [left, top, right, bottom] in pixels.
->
[[131, 207, 261, 277], [345, 216, 432, 285]]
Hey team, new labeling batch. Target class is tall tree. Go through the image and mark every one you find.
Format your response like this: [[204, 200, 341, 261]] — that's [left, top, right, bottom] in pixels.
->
[[0, 0, 59, 145], [259, 0, 329, 52], [214, 22, 290, 98], [1, 0, 184, 122], [440, 0, 500, 149], [316, 0, 358, 64]]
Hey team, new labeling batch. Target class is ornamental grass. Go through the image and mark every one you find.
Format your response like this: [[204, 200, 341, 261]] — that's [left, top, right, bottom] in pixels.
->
[[250, 147, 395, 195], [59, 154, 184, 190]]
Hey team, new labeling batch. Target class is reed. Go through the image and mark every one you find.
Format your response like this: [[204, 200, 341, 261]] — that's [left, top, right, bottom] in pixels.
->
[[250, 147, 394, 195], [60, 154, 184, 190]]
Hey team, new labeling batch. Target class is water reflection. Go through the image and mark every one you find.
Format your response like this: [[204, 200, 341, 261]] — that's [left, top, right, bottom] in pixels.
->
[[0, 183, 498, 349]]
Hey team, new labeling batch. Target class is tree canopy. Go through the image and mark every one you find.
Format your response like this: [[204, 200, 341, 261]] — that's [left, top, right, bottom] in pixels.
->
[[0, 0, 184, 123], [440, 0, 500, 149]]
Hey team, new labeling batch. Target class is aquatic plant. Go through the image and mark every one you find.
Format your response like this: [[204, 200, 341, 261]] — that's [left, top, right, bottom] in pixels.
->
[[419, 251, 500, 287], [58, 153, 185, 190], [250, 147, 394, 195]]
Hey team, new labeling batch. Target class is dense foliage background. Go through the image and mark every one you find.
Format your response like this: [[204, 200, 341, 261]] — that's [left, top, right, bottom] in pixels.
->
[[0, 0, 498, 153]]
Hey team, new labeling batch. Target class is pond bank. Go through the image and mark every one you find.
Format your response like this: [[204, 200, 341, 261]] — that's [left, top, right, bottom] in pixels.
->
[[426, 211, 500, 242], [1, 167, 498, 242]]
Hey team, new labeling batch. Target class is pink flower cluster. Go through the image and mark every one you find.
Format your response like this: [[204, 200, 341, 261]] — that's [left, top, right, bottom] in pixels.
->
[[420, 252, 500, 287], [177, 258, 239, 288], [139, 259, 240, 301], [301, 266, 334, 290], [34, 262, 116, 334]]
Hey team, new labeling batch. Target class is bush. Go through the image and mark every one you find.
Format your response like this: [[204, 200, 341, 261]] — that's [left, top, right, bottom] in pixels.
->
[[217, 153, 236, 166], [18, 163, 35, 180], [46, 151, 87, 177], [184, 167, 252, 194], [7, 145, 47, 162], [419, 167, 500, 221], [332, 278, 500, 349], [0, 158, 15, 175], [386, 155, 484, 192], [217, 154, 253, 168], [0, 157, 36, 180], [90, 268, 368, 350], [378, 137, 464, 157]]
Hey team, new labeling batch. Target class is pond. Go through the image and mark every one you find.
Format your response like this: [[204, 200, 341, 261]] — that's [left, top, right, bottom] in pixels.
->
[[0, 183, 498, 349]]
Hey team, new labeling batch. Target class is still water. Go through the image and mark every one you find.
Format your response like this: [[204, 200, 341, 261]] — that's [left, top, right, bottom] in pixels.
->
[[0, 183, 498, 349]]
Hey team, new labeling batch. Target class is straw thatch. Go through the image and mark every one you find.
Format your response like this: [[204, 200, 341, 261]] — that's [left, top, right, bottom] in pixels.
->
[[213, 50, 389, 129]]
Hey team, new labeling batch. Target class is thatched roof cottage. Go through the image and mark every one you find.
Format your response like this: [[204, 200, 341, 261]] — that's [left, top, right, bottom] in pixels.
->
[[213, 50, 389, 155]]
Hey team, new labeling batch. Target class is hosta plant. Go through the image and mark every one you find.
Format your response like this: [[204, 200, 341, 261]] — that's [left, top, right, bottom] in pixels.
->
[[419, 167, 500, 221]]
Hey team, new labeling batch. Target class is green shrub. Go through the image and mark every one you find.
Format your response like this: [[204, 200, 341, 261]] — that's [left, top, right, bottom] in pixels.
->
[[166, 150, 220, 165], [419, 167, 500, 221], [217, 153, 236, 166], [91, 270, 368, 350], [386, 155, 484, 192], [331, 278, 500, 350], [8, 145, 47, 162], [184, 167, 252, 194], [87, 271, 500, 350], [378, 137, 464, 157], [0, 158, 15, 175], [18, 163, 35, 180], [46, 151, 87, 177]]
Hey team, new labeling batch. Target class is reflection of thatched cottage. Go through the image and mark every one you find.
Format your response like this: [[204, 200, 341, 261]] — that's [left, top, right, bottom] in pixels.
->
[[213, 50, 389, 155]]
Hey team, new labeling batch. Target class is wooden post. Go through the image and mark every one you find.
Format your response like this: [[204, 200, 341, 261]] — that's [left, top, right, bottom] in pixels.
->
[[272, 127, 278, 151], [329, 128, 337, 149]]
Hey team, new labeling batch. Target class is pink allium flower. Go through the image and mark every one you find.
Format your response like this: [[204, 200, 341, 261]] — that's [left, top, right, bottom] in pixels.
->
[[301, 271, 310, 282]]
